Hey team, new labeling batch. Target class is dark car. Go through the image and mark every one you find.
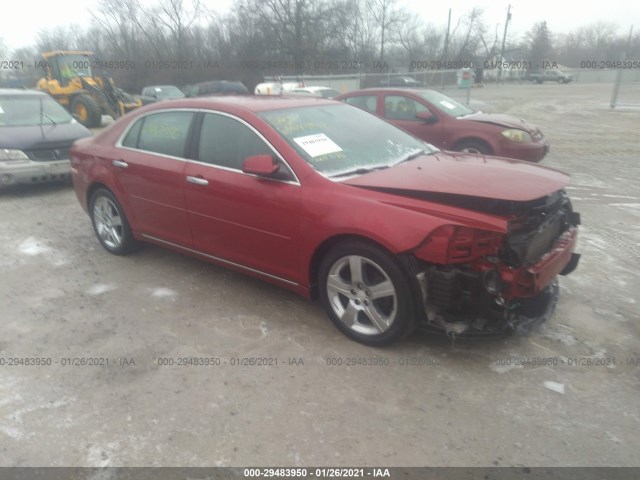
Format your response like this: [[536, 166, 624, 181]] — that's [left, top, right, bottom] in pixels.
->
[[0, 89, 92, 189], [70, 96, 579, 345], [185, 81, 249, 97], [337, 88, 549, 162], [380, 76, 421, 87], [139, 85, 185, 105]]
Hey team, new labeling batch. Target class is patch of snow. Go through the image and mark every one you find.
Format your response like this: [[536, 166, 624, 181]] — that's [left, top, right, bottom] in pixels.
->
[[543, 326, 578, 346], [489, 362, 523, 374], [543, 381, 565, 394], [150, 287, 177, 298], [18, 237, 50, 256], [86, 284, 116, 295], [605, 431, 622, 444], [259, 321, 269, 336], [86, 442, 119, 467]]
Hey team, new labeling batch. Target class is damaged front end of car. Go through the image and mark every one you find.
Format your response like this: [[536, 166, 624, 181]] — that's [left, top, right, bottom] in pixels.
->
[[404, 190, 581, 337]]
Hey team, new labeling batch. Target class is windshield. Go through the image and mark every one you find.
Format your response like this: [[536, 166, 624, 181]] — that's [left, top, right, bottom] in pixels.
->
[[0, 95, 73, 126], [418, 90, 474, 117], [259, 103, 437, 177], [156, 86, 185, 99], [58, 54, 92, 77]]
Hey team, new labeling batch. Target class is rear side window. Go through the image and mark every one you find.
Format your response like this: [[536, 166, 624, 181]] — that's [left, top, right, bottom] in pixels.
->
[[198, 113, 272, 170], [124, 111, 194, 158]]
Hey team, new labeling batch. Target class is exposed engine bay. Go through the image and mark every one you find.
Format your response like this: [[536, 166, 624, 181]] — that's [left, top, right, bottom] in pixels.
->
[[399, 189, 581, 337]]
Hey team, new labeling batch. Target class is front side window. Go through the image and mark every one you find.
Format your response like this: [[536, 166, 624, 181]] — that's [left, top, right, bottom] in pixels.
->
[[126, 111, 194, 158], [383, 95, 429, 121], [198, 113, 273, 170]]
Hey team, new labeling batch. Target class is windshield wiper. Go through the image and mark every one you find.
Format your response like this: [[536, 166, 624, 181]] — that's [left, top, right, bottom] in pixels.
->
[[330, 165, 390, 178], [41, 112, 57, 125], [391, 149, 426, 166]]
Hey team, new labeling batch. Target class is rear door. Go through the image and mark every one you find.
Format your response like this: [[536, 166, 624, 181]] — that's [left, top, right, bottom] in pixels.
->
[[183, 112, 302, 282], [113, 110, 195, 247]]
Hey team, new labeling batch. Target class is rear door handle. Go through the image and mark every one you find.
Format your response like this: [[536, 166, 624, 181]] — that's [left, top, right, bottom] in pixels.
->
[[186, 175, 209, 186], [112, 160, 128, 168]]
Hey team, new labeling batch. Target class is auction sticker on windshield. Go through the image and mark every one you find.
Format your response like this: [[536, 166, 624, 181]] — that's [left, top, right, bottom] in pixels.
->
[[439, 100, 456, 110], [294, 133, 343, 158]]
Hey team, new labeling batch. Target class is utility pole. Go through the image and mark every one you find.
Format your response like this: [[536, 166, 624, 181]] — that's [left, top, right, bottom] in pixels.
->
[[441, 8, 451, 88], [498, 4, 511, 84], [611, 24, 634, 108]]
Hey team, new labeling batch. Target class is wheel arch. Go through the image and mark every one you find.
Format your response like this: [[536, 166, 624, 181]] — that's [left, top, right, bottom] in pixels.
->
[[86, 181, 111, 210], [308, 234, 404, 299], [86, 182, 135, 229]]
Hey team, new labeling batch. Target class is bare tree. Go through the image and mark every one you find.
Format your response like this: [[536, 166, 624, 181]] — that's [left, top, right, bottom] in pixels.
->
[[369, 0, 406, 60], [527, 21, 553, 70]]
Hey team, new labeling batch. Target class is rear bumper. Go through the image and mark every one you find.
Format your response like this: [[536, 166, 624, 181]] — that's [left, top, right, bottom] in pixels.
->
[[0, 159, 71, 188]]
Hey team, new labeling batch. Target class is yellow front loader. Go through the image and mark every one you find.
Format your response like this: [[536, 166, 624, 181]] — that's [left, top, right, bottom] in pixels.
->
[[37, 51, 141, 128]]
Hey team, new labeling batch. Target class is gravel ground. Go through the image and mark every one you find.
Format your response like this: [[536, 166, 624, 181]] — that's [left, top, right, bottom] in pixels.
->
[[0, 83, 639, 468]]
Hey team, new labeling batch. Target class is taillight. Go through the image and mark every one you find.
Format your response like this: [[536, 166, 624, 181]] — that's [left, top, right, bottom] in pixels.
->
[[413, 225, 502, 264]]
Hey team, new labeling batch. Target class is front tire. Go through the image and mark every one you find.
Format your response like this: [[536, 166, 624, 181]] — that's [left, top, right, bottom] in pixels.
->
[[455, 139, 491, 155], [318, 240, 416, 346], [70, 94, 102, 128], [90, 188, 138, 255]]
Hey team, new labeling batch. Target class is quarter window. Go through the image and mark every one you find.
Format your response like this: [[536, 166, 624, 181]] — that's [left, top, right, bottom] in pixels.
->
[[122, 118, 142, 148], [128, 111, 194, 157]]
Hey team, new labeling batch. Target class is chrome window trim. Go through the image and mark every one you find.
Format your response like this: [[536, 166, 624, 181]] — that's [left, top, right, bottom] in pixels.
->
[[115, 107, 300, 186], [141, 234, 299, 287]]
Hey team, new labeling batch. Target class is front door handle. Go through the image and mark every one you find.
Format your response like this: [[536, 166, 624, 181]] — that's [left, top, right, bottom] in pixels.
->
[[186, 175, 209, 186], [112, 160, 128, 168]]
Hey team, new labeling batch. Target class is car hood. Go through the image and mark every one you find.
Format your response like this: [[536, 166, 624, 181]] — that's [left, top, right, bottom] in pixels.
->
[[343, 152, 570, 202], [461, 112, 538, 132], [0, 123, 92, 150]]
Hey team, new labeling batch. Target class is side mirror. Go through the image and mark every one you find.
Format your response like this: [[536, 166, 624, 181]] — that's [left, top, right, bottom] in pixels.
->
[[416, 110, 436, 123], [242, 154, 279, 176]]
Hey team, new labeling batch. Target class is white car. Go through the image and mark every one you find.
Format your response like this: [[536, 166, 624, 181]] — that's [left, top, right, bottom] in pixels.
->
[[288, 86, 342, 99], [254, 82, 305, 95]]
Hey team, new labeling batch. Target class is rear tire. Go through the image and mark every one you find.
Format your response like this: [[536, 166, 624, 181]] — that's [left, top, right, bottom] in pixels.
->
[[89, 188, 139, 255], [70, 94, 102, 128], [318, 240, 416, 346]]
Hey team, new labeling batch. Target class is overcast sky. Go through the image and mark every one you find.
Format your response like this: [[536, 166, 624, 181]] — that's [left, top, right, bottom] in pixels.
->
[[1, 0, 638, 52]]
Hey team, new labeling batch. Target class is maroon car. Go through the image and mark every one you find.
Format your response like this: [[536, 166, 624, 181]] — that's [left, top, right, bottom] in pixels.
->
[[71, 96, 579, 345], [337, 88, 549, 162]]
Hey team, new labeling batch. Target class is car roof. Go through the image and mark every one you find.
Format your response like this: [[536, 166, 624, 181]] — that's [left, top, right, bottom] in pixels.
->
[[301, 86, 334, 91], [0, 88, 47, 97], [343, 87, 431, 95], [140, 95, 337, 113]]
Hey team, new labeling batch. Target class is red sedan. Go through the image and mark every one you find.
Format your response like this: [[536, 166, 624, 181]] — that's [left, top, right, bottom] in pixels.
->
[[71, 96, 579, 345], [337, 88, 549, 162]]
